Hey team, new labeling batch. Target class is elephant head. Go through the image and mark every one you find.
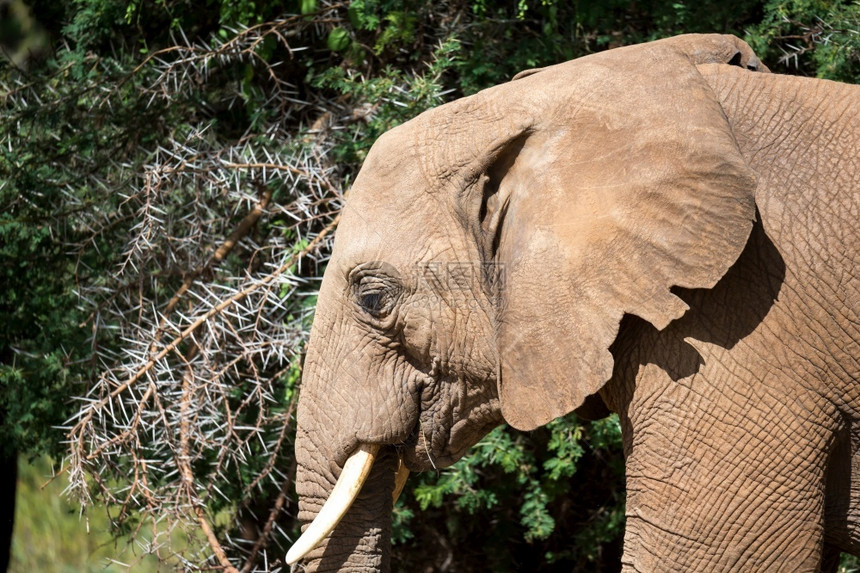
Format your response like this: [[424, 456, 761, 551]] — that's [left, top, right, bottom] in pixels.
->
[[287, 34, 764, 571]]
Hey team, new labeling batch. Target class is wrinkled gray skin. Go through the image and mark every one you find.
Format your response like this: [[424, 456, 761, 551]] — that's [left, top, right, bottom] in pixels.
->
[[292, 34, 859, 572]]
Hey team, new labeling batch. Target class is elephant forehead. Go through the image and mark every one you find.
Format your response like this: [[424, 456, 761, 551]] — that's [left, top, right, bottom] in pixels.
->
[[333, 194, 462, 268], [358, 125, 421, 180], [345, 126, 446, 211]]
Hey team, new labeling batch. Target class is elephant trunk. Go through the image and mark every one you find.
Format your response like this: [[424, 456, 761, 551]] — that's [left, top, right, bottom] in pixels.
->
[[289, 278, 411, 571], [290, 327, 403, 572], [292, 434, 399, 572]]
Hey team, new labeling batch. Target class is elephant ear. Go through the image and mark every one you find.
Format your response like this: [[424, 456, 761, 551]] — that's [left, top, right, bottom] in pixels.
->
[[479, 37, 759, 431]]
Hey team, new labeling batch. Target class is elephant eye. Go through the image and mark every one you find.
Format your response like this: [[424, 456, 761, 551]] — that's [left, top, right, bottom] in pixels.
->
[[359, 291, 384, 313], [349, 263, 401, 319], [354, 283, 398, 317]]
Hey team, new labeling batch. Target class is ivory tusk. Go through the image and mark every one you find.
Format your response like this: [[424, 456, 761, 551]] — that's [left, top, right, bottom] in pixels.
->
[[286, 443, 380, 565], [392, 459, 410, 504]]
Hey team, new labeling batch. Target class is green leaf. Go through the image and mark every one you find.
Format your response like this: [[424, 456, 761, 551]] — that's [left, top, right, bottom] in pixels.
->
[[300, 0, 317, 15], [327, 27, 351, 52]]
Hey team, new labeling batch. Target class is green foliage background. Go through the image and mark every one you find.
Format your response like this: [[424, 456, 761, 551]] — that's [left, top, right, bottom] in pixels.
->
[[2, 0, 859, 571], [12, 458, 167, 573]]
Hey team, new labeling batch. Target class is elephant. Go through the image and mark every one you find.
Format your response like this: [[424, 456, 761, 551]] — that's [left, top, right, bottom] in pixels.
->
[[285, 34, 860, 572]]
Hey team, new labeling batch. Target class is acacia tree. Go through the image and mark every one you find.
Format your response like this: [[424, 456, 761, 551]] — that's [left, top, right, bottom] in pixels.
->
[[3, 0, 858, 571]]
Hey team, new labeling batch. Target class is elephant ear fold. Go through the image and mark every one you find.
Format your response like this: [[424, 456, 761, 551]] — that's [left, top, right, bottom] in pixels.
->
[[489, 39, 758, 431]]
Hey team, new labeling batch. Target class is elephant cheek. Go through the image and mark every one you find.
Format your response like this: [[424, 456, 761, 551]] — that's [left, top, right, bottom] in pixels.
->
[[399, 296, 439, 364], [295, 446, 399, 572]]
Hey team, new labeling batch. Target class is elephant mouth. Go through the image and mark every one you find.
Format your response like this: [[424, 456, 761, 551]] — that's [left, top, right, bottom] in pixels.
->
[[399, 421, 474, 471], [399, 397, 503, 472]]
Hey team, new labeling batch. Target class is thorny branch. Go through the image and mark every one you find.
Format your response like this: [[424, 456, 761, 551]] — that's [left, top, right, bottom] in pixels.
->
[[151, 184, 274, 349], [772, 15, 858, 69], [49, 8, 355, 571], [100, 9, 344, 112], [67, 214, 340, 464]]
